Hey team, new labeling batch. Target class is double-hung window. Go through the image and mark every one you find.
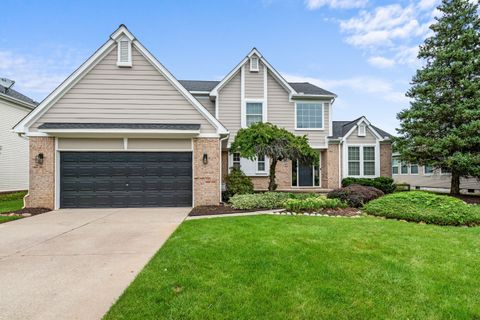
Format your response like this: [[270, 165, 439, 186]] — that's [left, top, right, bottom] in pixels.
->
[[348, 147, 361, 176], [363, 147, 375, 176], [232, 153, 241, 170], [401, 162, 409, 174], [348, 146, 376, 176], [392, 158, 399, 174], [257, 155, 266, 172], [410, 164, 419, 174], [246, 102, 263, 127], [424, 165, 434, 174], [296, 103, 323, 130]]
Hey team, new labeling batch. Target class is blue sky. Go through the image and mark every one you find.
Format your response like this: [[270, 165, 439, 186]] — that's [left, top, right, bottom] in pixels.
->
[[1, 0, 441, 134]]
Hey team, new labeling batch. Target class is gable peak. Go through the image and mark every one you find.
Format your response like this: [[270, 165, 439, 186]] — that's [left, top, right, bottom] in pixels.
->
[[110, 24, 135, 41]]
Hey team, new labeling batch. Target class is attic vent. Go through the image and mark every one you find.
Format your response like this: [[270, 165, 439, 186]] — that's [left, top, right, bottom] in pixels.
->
[[358, 123, 366, 136], [117, 38, 132, 67], [250, 57, 259, 72]]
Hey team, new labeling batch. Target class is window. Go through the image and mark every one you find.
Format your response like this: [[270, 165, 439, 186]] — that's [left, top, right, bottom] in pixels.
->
[[358, 124, 366, 136], [401, 162, 409, 174], [232, 153, 241, 169], [296, 103, 323, 129], [392, 158, 399, 175], [257, 155, 266, 172], [424, 165, 434, 174], [410, 164, 419, 174], [348, 147, 360, 176], [117, 37, 132, 67], [246, 102, 263, 127], [250, 57, 259, 72], [363, 146, 375, 176]]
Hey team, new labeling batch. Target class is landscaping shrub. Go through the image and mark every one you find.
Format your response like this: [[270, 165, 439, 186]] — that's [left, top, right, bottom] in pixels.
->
[[328, 184, 384, 208], [342, 177, 396, 194], [283, 196, 347, 213], [224, 168, 254, 200], [229, 192, 291, 210], [364, 191, 480, 226]]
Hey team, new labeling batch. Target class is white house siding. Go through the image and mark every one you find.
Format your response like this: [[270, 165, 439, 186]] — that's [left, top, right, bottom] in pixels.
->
[[32, 45, 216, 134], [0, 100, 30, 192]]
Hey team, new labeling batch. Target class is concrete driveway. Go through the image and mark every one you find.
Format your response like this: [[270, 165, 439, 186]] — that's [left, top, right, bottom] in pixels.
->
[[0, 208, 189, 320]]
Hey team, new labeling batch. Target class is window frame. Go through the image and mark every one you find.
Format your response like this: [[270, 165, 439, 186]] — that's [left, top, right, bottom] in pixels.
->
[[362, 146, 376, 176], [242, 99, 265, 128], [294, 101, 325, 131], [410, 164, 419, 175], [256, 154, 266, 173], [291, 159, 321, 188], [250, 57, 259, 72], [347, 146, 361, 176], [116, 37, 132, 67], [392, 158, 399, 175], [358, 123, 366, 136], [400, 162, 409, 175], [232, 152, 241, 170], [345, 144, 378, 177], [424, 165, 434, 175]]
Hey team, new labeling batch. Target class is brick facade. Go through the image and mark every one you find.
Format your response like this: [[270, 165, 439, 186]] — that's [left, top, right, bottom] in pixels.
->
[[25, 137, 55, 209], [325, 143, 341, 189], [193, 138, 221, 206], [380, 142, 392, 177]]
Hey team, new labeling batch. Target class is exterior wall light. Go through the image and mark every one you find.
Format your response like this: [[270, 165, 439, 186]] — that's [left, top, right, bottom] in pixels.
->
[[35, 153, 44, 165], [203, 153, 208, 165]]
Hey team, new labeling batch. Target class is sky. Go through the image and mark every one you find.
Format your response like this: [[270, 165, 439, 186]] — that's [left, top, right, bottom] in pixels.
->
[[1, 0, 443, 134]]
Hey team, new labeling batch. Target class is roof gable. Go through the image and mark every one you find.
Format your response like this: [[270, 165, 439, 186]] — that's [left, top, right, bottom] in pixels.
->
[[14, 25, 227, 135]]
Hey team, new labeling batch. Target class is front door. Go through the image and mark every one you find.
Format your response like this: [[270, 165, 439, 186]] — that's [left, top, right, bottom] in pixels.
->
[[292, 158, 321, 188]]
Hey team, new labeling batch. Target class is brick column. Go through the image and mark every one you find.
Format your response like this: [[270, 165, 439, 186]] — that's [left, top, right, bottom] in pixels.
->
[[380, 142, 392, 177], [193, 138, 221, 206], [25, 137, 55, 209], [326, 143, 341, 189]]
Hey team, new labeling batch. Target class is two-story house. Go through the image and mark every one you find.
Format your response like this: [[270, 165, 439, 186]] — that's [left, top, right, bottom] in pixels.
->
[[14, 25, 392, 209]]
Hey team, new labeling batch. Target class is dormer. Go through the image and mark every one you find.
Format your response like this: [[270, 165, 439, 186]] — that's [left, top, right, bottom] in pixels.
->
[[111, 25, 135, 68]]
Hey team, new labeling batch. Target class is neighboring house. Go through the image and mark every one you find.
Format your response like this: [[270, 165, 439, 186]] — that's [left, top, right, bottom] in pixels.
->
[[0, 79, 37, 192], [13, 25, 392, 209], [392, 154, 480, 194]]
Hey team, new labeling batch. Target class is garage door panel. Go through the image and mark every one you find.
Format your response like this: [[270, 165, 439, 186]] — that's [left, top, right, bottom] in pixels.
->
[[60, 152, 192, 208]]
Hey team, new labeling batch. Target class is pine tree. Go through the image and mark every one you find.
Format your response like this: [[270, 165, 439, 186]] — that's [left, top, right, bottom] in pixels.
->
[[396, 0, 480, 194]]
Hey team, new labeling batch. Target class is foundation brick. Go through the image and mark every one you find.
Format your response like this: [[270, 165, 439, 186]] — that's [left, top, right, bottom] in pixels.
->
[[193, 138, 221, 206], [380, 142, 392, 177]]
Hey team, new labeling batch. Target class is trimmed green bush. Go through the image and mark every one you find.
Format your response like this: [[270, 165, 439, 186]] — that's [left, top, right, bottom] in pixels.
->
[[229, 192, 291, 210], [283, 196, 347, 213], [364, 191, 480, 226], [328, 184, 384, 208], [225, 168, 254, 200], [342, 177, 396, 194]]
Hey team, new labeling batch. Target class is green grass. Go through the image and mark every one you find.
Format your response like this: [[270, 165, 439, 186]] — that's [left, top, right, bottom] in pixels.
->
[[0, 191, 26, 214], [364, 191, 480, 226], [0, 216, 22, 224], [105, 215, 480, 320]]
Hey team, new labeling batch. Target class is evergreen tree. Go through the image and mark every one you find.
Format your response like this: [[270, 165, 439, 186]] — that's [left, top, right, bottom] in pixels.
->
[[396, 0, 480, 194]]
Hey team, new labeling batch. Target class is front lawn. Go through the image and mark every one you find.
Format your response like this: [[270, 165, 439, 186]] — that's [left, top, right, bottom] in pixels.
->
[[105, 216, 480, 319], [0, 191, 26, 214]]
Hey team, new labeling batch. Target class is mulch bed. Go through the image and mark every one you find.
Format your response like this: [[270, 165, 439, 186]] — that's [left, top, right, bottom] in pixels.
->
[[0, 207, 51, 217], [321, 207, 361, 216], [189, 205, 267, 216], [451, 194, 480, 205]]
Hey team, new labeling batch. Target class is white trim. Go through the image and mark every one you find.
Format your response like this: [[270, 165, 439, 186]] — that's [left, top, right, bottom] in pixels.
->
[[256, 155, 267, 174], [250, 57, 259, 72], [0, 93, 36, 110], [343, 143, 380, 178], [294, 101, 325, 131], [116, 36, 132, 67], [328, 102, 333, 137], [123, 138, 128, 150], [291, 158, 321, 188], [243, 99, 266, 128], [264, 67, 268, 121], [409, 164, 420, 175], [54, 137, 60, 210], [399, 161, 409, 175], [56, 148, 194, 152], [341, 117, 384, 142], [38, 128, 201, 135], [240, 65, 246, 128], [358, 123, 366, 137]]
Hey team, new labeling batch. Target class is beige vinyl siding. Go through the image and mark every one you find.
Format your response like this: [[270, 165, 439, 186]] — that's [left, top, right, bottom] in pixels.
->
[[32, 45, 216, 134], [346, 127, 377, 144], [394, 169, 480, 192], [217, 71, 241, 142], [267, 72, 330, 147], [244, 57, 264, 99], [0, 100, 30, 192], [58, 138, 124, 150], [194, 95, 215, 116], [127, 138, 191, 150]]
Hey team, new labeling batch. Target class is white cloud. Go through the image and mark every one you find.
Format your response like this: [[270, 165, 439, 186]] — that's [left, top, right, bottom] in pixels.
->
[[284, 73, 407, 103], [367, 56, 395, 68], [417, 0, 438, 11], [0, 46, 84, 100], [306, 0, 368, 10]]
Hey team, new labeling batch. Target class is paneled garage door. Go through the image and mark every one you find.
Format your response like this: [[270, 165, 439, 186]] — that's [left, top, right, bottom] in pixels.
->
[[60, 152, 192, 208]]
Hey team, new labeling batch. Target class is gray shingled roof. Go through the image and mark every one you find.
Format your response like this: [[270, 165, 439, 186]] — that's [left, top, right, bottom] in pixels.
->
[[330, 119, 392, 139], [38, 123, 201, 130], [179, 80, 335, 96], [0, 84, 38, 107]]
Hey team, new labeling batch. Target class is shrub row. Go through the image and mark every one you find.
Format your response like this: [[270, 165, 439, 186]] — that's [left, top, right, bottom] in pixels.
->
[[283, 197, 347, 213], [328, 184, 384, 208], [229, 192, 327, 210], [364, 191, 480, 226], [342, 177, 396, 194]]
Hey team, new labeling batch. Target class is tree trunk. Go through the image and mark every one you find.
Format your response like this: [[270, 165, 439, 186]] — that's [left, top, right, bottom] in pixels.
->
[[268, 158, 278, 191], [450, 171, 460, 195]]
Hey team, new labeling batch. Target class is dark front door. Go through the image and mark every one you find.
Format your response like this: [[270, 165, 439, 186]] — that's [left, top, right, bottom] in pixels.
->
[[60, 152, 192, 208], [298, 162, 314, 187]]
